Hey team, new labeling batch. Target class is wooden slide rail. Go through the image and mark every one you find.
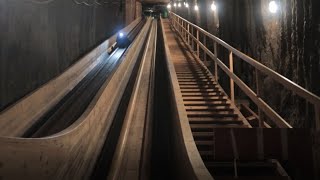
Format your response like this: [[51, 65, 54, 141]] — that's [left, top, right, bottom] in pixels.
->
[[0, 19, 152, 179], [0, 18, 141, 137], [170, 12, 320, 130], [108, 19, 157, 180]]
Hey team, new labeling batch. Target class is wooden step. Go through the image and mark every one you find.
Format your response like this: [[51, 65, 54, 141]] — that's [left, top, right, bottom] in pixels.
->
[[188, 118, 242, 124], [192, 132, 215, 137], [184, 101, 230, 106], [178, 79, 215, 82], [183, 96, 228, 101], [186, 106, 233, 111], [180, 87, 219, 91], [187, 111, 237, 116], [178, 77, 213, 80], [179, 81, 216, 84], [190, 124, 248, 131], [195, 140, 213, 146], [199, 150, 213, 156], [182, 94, 225, 98], [181, 90, 221, 93]]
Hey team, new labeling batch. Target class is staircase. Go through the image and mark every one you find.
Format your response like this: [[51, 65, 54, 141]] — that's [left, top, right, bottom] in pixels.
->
[[172, 47, 289, 180]]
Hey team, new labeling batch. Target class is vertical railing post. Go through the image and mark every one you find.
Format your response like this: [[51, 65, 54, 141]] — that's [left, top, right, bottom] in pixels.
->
[[196, 29, 200, 57], [214, 42, 218, 81], [203, 35, 207, 64], [229, 51, 235, 102], [183, 21, 187, 41], [187, 24, 190, 45], [255, 69, 263, 127], [192, 27, 195, 51], [184, 21, 187, 40], [180, 19, 182, 34], [181, 20, 184, 36], [178, 18, 180, 32]]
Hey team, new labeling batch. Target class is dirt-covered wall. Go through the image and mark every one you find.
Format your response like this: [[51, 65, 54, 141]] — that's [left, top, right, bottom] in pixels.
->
[[172, 0, 320, 128], [0, 0, 141, 111]]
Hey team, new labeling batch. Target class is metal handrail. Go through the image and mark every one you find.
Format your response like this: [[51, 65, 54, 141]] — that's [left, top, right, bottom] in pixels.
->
[[170, 12, 320, 130]]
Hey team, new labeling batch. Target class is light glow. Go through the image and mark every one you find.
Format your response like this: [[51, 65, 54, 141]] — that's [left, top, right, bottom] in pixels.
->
[[173, 3, 176, 7], [185, 3, 189, 8], [269, 1, 278, 14], [167, 4, 171, 9], [211, 2, 216, 11], [194, 4, 199, 11], [119, 32, 124, 38], [178, 2, 181, 7]]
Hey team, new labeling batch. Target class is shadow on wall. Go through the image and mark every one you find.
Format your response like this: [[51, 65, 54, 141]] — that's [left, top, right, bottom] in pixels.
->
[[172, 0, 320, 128], [0, 0, 134, 110]]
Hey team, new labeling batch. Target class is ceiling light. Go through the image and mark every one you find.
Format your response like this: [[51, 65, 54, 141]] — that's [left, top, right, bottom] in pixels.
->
[[269, 1, 278, 13], [211, 2, 216, 11], [194, 4, 199, 11]]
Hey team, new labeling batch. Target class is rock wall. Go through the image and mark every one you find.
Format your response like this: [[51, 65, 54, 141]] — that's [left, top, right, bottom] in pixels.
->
[[0, 0, 141, 111], [172, 0, 320, 128]]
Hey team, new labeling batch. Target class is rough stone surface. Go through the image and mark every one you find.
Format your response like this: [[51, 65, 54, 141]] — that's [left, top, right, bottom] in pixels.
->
[[0, 0, 139, 111]]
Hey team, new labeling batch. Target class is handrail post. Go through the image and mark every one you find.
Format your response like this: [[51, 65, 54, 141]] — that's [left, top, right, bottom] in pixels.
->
[[181, 20, 184, 36], [255, 69, 263, 127], [184, 21, 187, 41], [192, 27, 195, 51], [203, 35, 207, 64], [187, 23, 190, 45], [184, 21, 186, 40], [214, 42, 218, 81], [178, 18, 180, 32], [196, 29, 200, 57], [229, 51, 235, 102]]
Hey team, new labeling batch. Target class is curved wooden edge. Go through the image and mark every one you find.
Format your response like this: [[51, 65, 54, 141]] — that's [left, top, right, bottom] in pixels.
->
[[170, 12, 320, 108], [160, 17, 213, 180], [0, 17, 142, 137], [0, 18, 150, 180]]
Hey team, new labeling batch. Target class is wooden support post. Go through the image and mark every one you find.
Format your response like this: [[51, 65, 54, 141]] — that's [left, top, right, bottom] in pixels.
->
[[181, 20, 184, 36], [192, 27, 195, 51], [229, 51, 235, 102], [203, 35, 207, 64], [255, 68, 263, 127], [196, 30, 200, 57], [187, 24, 190, 45], [184, 21, 186, 40], [214, 42, 218, 81], [185, 22, 187, 41]]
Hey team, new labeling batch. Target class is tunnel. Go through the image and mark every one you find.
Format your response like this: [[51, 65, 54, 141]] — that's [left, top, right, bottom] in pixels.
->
[[0, 0, 319, 179]]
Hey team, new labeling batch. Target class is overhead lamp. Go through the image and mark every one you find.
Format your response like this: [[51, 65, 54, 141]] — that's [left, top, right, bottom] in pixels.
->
[[173, 3, 176, 7], [185, 3, 189, 8], [178, 2, 181, 7], [211, 2, 216, 11], [167, 4, 171, 9], [269, 1, 278, 13], [194, 4, 199, 11]]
